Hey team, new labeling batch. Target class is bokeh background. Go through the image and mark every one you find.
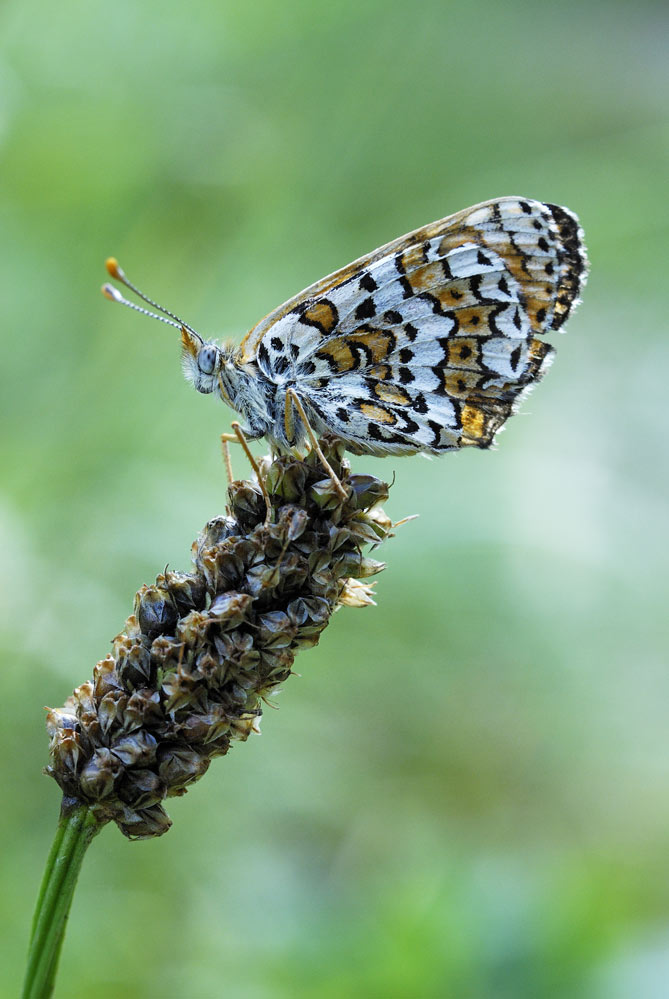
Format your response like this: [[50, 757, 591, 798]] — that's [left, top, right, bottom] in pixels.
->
[[2, 0, 668, 996]]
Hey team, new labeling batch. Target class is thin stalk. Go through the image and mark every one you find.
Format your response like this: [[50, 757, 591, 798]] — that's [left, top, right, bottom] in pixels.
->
[[23, 799, 104, 999]]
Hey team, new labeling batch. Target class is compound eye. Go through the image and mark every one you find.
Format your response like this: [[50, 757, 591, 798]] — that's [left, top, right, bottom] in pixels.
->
[[198, 346, 217, 375]]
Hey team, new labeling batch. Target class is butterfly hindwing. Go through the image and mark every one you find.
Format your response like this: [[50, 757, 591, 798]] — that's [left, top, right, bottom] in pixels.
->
[[237, 197, 586, 454]]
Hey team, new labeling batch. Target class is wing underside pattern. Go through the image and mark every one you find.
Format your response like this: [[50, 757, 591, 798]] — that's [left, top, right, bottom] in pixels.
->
[[238, 197, 587, 455]]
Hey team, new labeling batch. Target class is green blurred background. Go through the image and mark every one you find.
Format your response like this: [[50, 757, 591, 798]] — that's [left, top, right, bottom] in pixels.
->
[[2, 0, 668, 995]]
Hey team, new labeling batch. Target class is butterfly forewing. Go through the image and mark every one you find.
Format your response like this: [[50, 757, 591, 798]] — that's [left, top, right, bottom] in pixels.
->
[[238, 197, 587, 455]]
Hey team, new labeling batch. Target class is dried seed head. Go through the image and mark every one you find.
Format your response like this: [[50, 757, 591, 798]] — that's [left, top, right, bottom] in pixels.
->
[[45, 441, 395, 839]]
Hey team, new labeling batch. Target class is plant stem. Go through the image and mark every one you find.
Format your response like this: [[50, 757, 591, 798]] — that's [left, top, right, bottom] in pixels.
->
[[23, 799, 104, 999]]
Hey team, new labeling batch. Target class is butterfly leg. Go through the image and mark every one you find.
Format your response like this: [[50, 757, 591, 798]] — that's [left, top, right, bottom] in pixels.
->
[[285, 388, 347, 499], [221, 423, 273, 524], [220, 436, 234, 485]]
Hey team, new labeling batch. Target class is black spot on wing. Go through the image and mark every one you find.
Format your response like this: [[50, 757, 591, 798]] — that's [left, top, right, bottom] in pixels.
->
[[420, 291, 454, 316], [397, 413, 419, 435], [427, 419, 443, 445], [258, 342, 270, 371], [430, 366, 446, 394], [468, 274, 490, 303], [367, 424, 412, 447], [384, 310, 402, 325], [355, 297, 376, 320], [487, 304, 508, 337], [506, 231, 531, 275], [399, 277, 413, 299]]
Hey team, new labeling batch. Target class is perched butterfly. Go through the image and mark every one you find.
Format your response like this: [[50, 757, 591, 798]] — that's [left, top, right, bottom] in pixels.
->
[[104, 197, 587, 457]]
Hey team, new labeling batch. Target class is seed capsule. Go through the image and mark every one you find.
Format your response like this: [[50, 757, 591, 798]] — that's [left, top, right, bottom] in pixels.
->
[[45, 443, 396, 838]]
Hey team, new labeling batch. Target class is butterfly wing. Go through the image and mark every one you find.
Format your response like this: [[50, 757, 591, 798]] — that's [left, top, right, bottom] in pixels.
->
[[239, 197, 587, 455]]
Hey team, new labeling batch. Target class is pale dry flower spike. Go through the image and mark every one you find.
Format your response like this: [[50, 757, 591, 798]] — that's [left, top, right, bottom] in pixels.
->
[[45, 440, 393, 839]]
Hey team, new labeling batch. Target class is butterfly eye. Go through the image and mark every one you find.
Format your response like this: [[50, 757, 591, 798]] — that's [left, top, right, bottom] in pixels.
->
[[198, 346, 218, 375]]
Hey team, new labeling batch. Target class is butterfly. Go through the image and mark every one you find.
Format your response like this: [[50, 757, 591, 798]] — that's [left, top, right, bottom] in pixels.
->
[[104, 197, 587, 457]]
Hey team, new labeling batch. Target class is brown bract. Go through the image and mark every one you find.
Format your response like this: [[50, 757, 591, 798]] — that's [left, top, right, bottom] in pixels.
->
[[45, 441, 393, 839]]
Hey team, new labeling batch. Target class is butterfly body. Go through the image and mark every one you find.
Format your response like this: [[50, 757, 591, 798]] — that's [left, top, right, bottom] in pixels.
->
[[136, 196, 588, 456], [180, 342, 301, 447]]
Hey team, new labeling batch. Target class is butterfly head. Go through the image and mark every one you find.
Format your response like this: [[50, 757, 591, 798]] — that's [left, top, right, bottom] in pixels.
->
[[180, 328, 245, 411], [180, 328, 221, 394]]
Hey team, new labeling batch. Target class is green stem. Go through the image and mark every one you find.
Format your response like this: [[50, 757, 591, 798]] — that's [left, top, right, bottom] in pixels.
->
[[23, 799, 104, 999]]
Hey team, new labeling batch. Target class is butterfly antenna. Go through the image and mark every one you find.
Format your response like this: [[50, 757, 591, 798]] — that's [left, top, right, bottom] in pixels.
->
[[101, 282, 187, 331], [102, 257, 202, 339]]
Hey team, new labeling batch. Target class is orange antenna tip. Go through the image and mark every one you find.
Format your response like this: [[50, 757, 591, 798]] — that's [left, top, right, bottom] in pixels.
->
[[105, 257, 123, 280], [101, 261, 201, 336]]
